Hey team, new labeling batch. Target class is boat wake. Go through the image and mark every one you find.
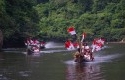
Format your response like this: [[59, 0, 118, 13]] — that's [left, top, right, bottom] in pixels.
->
[[45, 42, 64, 49], [65, 53, 122, 65], [40, 49, 73, 53], [93, 54, 121, 63]]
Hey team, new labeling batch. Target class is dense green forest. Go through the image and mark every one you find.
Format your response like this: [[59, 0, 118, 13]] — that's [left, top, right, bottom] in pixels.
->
[[0, 0, 125, 48]]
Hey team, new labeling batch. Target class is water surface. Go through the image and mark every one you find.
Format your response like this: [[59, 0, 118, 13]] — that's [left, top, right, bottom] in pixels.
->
[[0, 42, 125, 80]]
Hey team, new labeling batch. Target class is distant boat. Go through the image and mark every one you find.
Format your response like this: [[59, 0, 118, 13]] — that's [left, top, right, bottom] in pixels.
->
[[27, 45, 40, 55]]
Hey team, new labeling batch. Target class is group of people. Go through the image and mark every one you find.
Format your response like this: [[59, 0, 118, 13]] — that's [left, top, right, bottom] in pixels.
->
[[64, 38, 105, 62], [65, 37, 106, 62], [25, 37, 40, 53], [64, 37, 95, 62], [24, 37, 45, 54], [91, 38, 105, 52], [73, 42, 94, 62]]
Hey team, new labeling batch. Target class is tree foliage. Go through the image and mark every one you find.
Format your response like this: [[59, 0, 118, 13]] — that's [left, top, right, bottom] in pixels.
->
[[0, 0, 40, 47], [35, 0, 125, 42], [1, 0, 125, 47]]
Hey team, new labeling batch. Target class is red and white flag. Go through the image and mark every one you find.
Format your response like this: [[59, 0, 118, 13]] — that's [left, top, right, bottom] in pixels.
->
[[65, 40, 75, 50], [91, 38, 105, 52], [67, 26, 76, 35]]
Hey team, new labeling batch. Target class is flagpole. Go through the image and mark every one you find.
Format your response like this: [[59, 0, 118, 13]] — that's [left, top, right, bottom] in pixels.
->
[[77, 34, 83, 55]]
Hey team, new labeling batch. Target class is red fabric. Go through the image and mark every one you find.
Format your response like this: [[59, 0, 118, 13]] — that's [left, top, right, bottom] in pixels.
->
[[73, 42, 79, 47], [41, 41, 45, 44], [92, 39, 97, 45], [65, 41, 70, 48], [67, 26, 75, 33]]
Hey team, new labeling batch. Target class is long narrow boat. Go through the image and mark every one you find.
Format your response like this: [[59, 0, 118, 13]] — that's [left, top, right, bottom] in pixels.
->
[[74, 54, 94, 63], [73, 45, 94, 63]]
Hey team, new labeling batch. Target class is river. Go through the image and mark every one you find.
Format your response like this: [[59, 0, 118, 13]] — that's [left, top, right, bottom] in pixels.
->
[[0, 42, 125, 80]]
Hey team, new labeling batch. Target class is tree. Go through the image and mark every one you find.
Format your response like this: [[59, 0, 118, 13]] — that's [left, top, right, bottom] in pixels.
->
[[1, 0, 40, 47]]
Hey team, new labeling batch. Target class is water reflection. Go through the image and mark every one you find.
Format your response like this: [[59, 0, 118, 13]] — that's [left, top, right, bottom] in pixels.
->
[[66, 62, 105, 80], [0, 52, 33, 80], [0, 43, 124, 80], [0, 52, 5, 61]]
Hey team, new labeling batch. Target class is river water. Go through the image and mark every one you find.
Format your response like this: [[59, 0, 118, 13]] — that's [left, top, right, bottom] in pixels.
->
[[0, 42, 125, 80]]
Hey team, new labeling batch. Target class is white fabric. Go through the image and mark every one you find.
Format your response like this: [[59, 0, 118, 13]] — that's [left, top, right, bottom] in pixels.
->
[[67, 43, 75, 50], [85, 46, 89, 49], [84, 55, 91, 60], [69, 31, 76, 35]]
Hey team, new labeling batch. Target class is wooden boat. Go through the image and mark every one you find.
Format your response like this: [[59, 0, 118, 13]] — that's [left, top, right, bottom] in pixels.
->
[[73, 48, 94, 63], [74, 54, 94, 63]]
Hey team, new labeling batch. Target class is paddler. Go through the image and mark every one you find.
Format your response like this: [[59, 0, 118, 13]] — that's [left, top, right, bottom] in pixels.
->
[[82, 43, 94, 61], [73, 48, 81, 62]]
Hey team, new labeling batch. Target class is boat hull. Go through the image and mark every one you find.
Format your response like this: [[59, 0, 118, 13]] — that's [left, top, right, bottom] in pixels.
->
[[26, 45, 40, 55], [74, 55, 93, 63]]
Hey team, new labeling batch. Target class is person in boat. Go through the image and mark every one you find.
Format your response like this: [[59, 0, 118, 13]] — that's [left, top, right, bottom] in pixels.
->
[[83, 43, 94, 61], [25, 37, 40, 54], [25, 37, 34, 46], [32, 45, 40, 53], [32, 38, 40, 47], [73, 42, 94, 62], [73, 48, 82, 62], [25, 37, 34, 50]]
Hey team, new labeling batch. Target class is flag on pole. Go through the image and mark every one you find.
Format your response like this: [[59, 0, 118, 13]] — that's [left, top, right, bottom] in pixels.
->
[[65, 40, 75, 50], [67, 26, 76, 35], [91, 38, 105, 52]]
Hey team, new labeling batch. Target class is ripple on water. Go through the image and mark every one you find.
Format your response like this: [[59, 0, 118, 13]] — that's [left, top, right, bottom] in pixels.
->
[[65, 60, 105, 80], [64, 53, 122, 80], [19, 71, 32, 77], [93, 53, 122, 63]]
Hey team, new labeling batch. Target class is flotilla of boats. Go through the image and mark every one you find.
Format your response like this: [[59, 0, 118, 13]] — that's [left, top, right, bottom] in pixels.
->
[[25, 26, 105, 63]]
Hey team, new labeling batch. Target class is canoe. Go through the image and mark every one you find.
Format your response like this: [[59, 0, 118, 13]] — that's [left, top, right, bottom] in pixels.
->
[[74, 55, 94, 63]]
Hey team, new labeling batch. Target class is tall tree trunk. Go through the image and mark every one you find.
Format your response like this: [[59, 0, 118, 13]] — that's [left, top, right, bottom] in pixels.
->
[[0, 30, 3, 51]]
